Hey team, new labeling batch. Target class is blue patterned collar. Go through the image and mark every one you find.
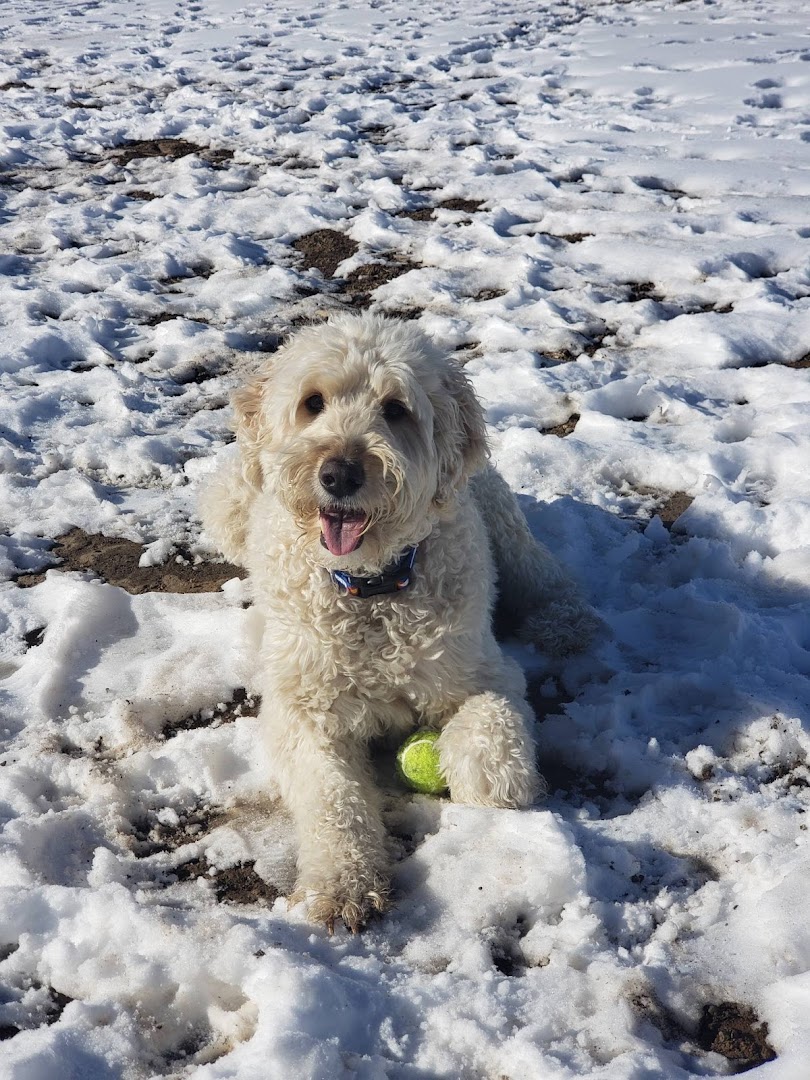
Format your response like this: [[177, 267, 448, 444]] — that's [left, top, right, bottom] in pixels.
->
[[330, 546, 417, 599]]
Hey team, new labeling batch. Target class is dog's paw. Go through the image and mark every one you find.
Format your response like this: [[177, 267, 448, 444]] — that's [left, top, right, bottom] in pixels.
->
[[447, 759, 545, 809], [439, 693, 545, 809], [290, 872, 391, 934]]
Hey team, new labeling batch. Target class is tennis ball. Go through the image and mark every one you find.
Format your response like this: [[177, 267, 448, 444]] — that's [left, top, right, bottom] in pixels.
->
[[396, 728, 447, 795]]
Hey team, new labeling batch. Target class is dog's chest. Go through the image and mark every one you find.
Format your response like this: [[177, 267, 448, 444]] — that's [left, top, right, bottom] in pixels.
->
[[314, 586, 446, 684], [264, 562, 473, 711]]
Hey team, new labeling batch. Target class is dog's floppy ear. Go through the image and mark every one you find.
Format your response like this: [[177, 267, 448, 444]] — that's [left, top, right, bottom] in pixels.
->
[[232, 373, 270, 490], [433, 362, 489, 506]]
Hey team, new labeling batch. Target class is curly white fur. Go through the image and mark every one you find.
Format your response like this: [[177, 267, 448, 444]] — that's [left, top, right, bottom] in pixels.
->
[[200, 312, 597, 932]]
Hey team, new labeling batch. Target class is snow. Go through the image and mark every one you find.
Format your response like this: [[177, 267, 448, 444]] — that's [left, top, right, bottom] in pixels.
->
[[1, 0, 809, 1076]]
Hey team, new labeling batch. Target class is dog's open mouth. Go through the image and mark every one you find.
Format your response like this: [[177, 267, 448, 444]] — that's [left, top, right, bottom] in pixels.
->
[[319, 508, 368, 556]]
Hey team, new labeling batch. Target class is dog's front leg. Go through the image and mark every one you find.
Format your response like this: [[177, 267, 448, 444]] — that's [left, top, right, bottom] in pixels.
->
[[267, 710, 389, 933], [437, 690, 544, 809]]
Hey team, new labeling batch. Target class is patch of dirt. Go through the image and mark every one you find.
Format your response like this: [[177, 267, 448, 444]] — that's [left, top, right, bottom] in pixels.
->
[[22, 626, 45, 648], [538, 231, 593, 244], [344, 257, 418, 306], [697, 1002, 776, 1071], [13, 529, 244, 594], [632, 488, 693, 530], [159, 262, 215, 284], [486, 916, 530, 977], [376, 305, 424, 321], [437, 197, 484, 213], [784, 353, 810, 369], [631, 989, 692, 1047], [540, 413, 580, 437], [142, 311, 182, 326], [581, 328, 611, 356], [395, 197, 483, 222], [360, 124, 390, 144], [0, 81, 31, 91], [395, 206, 434, 221], [171, 359, 225, 385], [174, 857, 278, 905], [345, 259, 414, 292], [108, 139, 233, 167], [626, 281, 659, 302], [162, 688, 261, 740], [471, 288, 506, 302], [292, 229, 359, 278], [657, 491, 694, 529], [132, 805, 227, 857], [126, 189, 158, 201]]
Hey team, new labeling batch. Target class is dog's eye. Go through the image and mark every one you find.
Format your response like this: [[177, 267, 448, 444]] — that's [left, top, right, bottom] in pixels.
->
[[382, 399, 407, 422], [304, 393, 325, 415]]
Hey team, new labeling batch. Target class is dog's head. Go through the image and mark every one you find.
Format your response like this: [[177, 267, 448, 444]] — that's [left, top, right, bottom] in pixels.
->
[[232, 313, 488, 570]]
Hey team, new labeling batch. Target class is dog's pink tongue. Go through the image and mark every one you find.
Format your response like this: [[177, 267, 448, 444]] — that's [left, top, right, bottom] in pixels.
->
[[320, 511, 366, 556]]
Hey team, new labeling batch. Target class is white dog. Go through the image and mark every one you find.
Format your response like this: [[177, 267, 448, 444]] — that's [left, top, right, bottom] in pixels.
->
[[201, 313, 597, 932]]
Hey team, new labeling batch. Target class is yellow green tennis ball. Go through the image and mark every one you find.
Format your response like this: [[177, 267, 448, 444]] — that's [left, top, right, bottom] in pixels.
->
[[396, 729, 447, 795]]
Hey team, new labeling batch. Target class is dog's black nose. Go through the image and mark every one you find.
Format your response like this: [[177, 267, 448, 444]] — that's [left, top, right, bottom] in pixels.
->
[[319, 457, 365, 499]]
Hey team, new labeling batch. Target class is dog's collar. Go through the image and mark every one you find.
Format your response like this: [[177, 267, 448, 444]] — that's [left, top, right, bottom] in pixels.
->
[[330, 546, 417, 599]]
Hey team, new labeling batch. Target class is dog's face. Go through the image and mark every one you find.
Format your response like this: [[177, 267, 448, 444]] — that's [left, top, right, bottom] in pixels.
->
[[232, 314, 487, 570]]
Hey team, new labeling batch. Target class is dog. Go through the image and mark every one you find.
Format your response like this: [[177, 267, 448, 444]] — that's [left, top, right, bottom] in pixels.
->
[[200, 312, 598, 932]]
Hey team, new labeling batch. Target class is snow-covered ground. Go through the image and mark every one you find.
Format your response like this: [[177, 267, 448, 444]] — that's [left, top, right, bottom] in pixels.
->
[[1, 0, 809, 1075]]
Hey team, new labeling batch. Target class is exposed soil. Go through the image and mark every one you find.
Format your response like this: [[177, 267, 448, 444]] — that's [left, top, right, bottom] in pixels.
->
[[171, 360, 225, 385], [159, 262, 215, 284], [487, 917, 530, 977], [632, 488, 694, 530], [132, 805, 227, 857], [359, 124, 390, 144], [396, 197, 484, 222], [345, 259, 415, 293], [539, 348, 582, 364], [540, 413, 580, 437], [13, 529, 244, 594], [632, 991, 775, 1072], [22, 626, 45, 648], [377, 305, 424, 321], [344, 257, 418, 306], [785, 353, 810, 369], [127, 189, 158, 201], [697, 1001, 776, 1071], [437, 197, 484, 213], [396, 206, 434, 221], [626, 281, 659, 303], [292, 229, 359, 278], [108, 139, 233, 167], [162, 688, 261, 740], [174, 857, 278, 905], [657, 491, 694, 529]]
